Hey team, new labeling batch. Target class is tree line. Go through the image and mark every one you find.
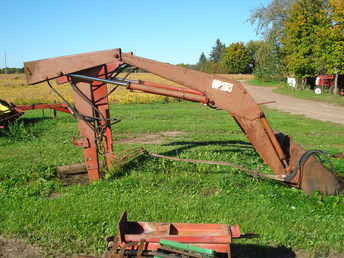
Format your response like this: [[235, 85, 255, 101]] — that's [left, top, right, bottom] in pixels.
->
[[0, 67, 24, 74], [249, 0, 344, 85], [185, 0, 343, 89], [179, 39, 263, 75]]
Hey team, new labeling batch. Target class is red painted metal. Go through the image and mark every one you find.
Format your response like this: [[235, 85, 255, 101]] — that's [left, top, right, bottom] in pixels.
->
[[128, 81, 208, 104], [92, 83, 114, 168], [56, 62, 122, 85], [115, 212, 240, 254], [315, 74, 335, 88], [24, 49, 122, 85], [15, 103, 70, 114], [72, 136, 90, 148], [66, 63, 123, 182], [0, 98, 71, 127], [72, 81, 101, 182]]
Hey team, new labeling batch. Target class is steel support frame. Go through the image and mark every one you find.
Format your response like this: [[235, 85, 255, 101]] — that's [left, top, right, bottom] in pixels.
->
[[69, 64, 122, 182], [67, 67, 211, 182]]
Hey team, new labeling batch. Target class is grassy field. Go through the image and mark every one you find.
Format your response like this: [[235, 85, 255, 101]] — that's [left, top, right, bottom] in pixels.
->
[[0, 73, 253, 105], [0, 102, 343, 257]]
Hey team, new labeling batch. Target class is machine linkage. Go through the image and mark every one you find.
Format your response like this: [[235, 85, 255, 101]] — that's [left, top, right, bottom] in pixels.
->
[[23, 48, 344, 195]]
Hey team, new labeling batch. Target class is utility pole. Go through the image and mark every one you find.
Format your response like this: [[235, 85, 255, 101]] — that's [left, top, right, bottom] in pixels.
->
[[4, 52, 8, 74]]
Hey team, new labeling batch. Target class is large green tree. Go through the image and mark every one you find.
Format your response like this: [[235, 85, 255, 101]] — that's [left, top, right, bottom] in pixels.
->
[[196, 52, 215, 73], [221, 42, 252, 74], [254, 40, 285, 81], [246, 40, 265, 72], [281, 0, 330, 79], [249, 0, 295, 80], [197, 52, 207, 66], [209, 39, 226, 63], [327, 0, 344, 74]]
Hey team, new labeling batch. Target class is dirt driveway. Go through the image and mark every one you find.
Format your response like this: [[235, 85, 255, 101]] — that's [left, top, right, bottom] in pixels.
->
[[243, 83, 344, 125]]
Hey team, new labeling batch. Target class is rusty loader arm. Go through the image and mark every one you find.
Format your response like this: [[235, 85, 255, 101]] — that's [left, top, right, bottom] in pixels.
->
[[24, 48, 343, 195]]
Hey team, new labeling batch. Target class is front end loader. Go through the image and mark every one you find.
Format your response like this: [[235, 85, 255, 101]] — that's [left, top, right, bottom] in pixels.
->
[[23, 48, 344, 195]]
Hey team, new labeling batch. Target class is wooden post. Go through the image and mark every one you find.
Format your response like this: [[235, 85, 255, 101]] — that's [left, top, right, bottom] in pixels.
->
[[334, 71, 339, 95]]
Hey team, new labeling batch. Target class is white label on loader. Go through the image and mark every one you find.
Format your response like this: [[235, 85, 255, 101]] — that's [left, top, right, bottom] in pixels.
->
[[211, 79, 234, 93]]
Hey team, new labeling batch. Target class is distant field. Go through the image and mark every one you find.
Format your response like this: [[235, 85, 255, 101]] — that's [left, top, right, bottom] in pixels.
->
[[0, 73, 253, 105]]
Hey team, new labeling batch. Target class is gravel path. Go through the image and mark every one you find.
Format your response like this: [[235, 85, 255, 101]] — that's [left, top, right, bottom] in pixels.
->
[[243, 83, 344, 125]]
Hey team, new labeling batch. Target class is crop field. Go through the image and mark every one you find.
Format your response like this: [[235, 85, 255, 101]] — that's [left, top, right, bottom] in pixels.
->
[[0, 73, 253, 105]]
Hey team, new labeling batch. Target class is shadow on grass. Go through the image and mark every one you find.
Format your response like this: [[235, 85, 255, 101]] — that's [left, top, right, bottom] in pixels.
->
[[161, 140, 253, 156], [107, 140, 254, 179], [0, 117, 49, 133], [231, 243, 295, 258], [16, 117, 52, 126], [0, 117, 51, 143]]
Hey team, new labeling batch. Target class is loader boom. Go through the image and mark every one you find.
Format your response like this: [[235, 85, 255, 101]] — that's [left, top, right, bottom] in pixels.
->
[[24, 48, 343, 195]]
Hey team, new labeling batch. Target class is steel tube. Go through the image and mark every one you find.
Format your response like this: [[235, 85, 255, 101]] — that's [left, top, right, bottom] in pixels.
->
[[69, 74, 129, 86], [128, 83, 207, 103], [69, 74, 207, 104]]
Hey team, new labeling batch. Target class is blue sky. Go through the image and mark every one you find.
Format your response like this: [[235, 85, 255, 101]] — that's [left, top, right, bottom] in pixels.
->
[[1, 0, 270, 68]]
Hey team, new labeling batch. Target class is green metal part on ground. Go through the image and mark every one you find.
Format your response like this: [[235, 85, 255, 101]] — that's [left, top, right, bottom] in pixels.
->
[[159, 239, 215, 257]]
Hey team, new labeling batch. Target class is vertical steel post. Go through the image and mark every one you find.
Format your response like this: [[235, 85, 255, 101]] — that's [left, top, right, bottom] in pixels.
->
[[73, 82, 101, 182], [92, 83, 114, 169]]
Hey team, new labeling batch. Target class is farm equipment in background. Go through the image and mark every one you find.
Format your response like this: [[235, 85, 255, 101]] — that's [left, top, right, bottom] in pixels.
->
[[314, 74, 344, 95], [23, 48, 344, 195], [0, 98, 71, 128]]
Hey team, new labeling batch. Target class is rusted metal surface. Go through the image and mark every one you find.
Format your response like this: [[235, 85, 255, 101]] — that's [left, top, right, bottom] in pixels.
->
[[23, 48, 344, 195], [274, 131, 344, 194], [24, 49, 122, 84], [128, 81, 208, 104], [72, 136, 90, 148], [67, 63, 123, 182], [107, 212, 240, 256], [72, 81, 103, 182]]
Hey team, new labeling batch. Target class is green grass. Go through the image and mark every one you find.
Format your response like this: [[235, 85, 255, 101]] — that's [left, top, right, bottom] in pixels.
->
[[274, 86, 344, 107], [0, 103, 343, 257], [247, 79, 284, 87]]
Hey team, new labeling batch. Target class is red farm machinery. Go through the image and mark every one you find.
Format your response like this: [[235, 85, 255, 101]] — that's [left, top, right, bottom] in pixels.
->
[[0, 98, 70, 128], [314, 74, 344, 95], [23, 48, 343, 196]]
